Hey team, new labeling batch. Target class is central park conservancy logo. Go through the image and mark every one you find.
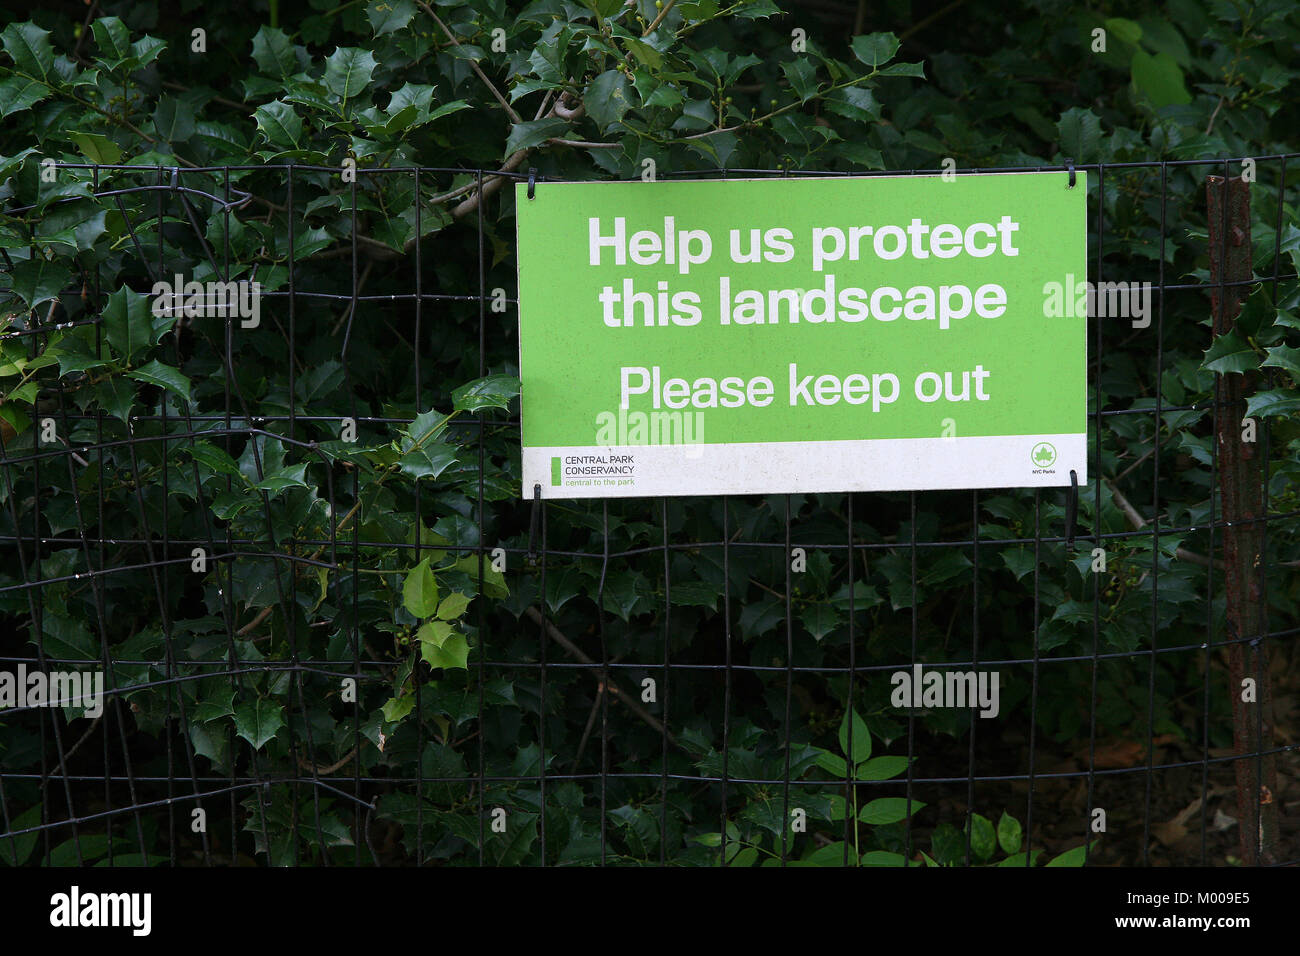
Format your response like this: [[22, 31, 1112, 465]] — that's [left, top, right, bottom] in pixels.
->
[[1031, 441, 1057, 468]]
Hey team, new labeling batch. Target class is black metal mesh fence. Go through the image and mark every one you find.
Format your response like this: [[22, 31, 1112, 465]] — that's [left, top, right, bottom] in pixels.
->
[[0, 157, 1296, 867]]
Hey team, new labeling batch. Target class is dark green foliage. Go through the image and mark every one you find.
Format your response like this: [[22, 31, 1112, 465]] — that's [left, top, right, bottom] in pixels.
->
[[0, 0, 1296, 866]]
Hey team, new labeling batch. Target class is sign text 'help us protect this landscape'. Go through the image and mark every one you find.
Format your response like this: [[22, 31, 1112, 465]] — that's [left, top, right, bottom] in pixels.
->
[[515, 172, 1087, 499]]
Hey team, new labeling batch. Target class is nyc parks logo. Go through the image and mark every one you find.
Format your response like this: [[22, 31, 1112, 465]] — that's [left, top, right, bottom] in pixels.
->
[[1030, 441, 1057, 469]]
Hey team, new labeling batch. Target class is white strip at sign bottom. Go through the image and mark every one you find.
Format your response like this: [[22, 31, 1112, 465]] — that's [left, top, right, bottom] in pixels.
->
[[524, 434, 1087, 499]]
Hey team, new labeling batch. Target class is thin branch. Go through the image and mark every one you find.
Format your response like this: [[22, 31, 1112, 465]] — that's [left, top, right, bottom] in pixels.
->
[[1105, 477, 1220, 568], [416, 0, 522, 125], [525, 606, 679, 747], [297, 747, 358, 775], [643, 0, 677, 36]]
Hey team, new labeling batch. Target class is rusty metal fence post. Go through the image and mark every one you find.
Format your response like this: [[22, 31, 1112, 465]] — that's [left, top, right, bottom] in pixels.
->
[[1206, 173, 1280, 865]]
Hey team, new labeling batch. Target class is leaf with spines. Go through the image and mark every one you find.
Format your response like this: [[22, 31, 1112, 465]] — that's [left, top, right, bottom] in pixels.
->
[[1202, 329, 1260, 374], [1261, 344, 1300, 381], [324, 47, 378, 103], [234, 698, 284, 750]]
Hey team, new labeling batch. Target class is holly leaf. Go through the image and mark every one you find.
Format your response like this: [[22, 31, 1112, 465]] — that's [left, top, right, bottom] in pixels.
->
[[102, 286, 153, 364], [1244, 389, 1300, 418], [585, 70, 631, 131], [504, 118, 569, 156], [324, 47, 378, 102], [422, 632, 469, 670], [1202, 329, 1259, 374], [1261, 344, 1300, 381], [452, 374, 519, 413], [128, 359, 191, 401], [850, 32, 900, 68], [403, 556, 438, 618], [366, 0, 417, 36], [234, 698, 284, 750]]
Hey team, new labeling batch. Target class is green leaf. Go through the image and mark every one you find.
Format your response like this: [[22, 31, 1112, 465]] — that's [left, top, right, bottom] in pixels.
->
[[403, 556, 439, 618], [800, 841, 851, 866], [128, 359, 191, 401], [324, 47, 378, 101], [381, 693, 415, 723], [251, 26, 298, 76], [837, 707, 871, 764], [188, 442, 245, 479], [801, 603, 841, 640], [367, 0, 417, 36], [1201, 329, 1259, 374], [856, 755, 910, 780], [1103, 17, 1143, 46], [396, 442, 457, 480], [386, 82, 435, 116], [452, 374, 519, 413], [1046, 843, 1089, 867], [585, 70, 632, 131], [782, 58, 820, 103], [7, 257, 69, 309], [153, 97, 196, 143], [102, 286, 153, 364], [67, 131, 122, 165], [814, 749, 848, 777], [1137, 17, 1191, 67], [2, 22, 55, 80], [1057, 107, 1102, 162], [417, 618, 454, 650], [94, 377, 135, 422], [504, 118, 569, 156], [968, 812, 996, 861], [233, 698, 284, 750], [253, 100, 303, 149], [858, 797, 921, 825], [193, 688, 236, 723], [1131, 49, 1191, 107], [437, 591, 472, 620], [860, 850, 907, 866], [210, 489, 257, 520], [422, 632, 468, 670], [130, 35, 166, 69], [252, 463, 309, 493], [997, 810, 1022, 855], [1244, 389, 1300, 418], [850, 32, 900, 68], [0, 402, 30, 437], [399, 409, 446, 452], [0, 76, 48, 114], [877, 61, 926, 78], [0, 805, 42, 866], [824, 85, 879, 123], [1261, 344, 1300, 381], [90, 17, 133, 63], [620, 37, 663, 69]]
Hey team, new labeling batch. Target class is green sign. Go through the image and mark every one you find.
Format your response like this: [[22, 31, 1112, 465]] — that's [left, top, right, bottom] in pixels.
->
[[516, 172, 1087, 498]]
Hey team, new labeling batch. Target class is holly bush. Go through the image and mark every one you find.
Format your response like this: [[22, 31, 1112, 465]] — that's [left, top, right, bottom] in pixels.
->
[[0, 0, 1297, 866]]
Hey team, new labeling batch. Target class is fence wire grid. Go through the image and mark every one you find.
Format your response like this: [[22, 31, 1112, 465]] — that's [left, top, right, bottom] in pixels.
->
[[0, 156, 1297, 868]]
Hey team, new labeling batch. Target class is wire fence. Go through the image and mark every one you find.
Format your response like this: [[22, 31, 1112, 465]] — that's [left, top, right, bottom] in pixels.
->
[[0, 156, 1297, 867]]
